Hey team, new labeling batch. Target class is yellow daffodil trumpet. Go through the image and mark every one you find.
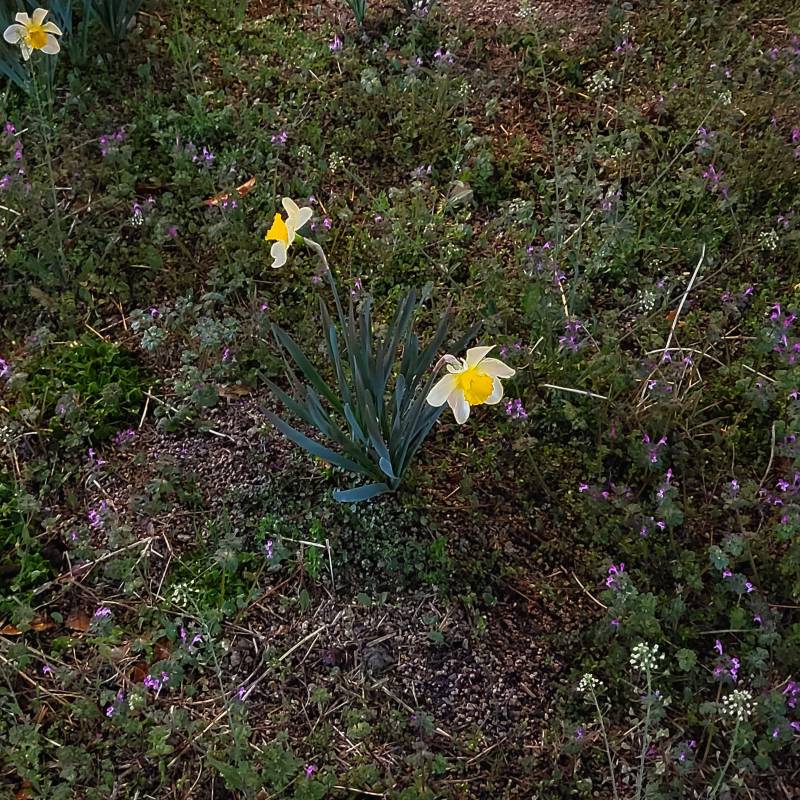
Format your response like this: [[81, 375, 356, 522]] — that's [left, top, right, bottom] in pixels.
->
[[426, 346, 515, 424], [3, 8, 62, 61], [264, 197, 313, 268]]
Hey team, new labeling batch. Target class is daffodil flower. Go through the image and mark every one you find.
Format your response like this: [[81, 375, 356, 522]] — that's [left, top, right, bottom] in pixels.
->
[[3, 9, 62, 61], [264, 197, 313, 268], [426, 346, 515, 424]]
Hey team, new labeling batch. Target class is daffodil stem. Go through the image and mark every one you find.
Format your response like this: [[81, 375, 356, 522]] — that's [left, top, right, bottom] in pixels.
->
[[303, 237, 348, 329], [31, 64, 66, 278]]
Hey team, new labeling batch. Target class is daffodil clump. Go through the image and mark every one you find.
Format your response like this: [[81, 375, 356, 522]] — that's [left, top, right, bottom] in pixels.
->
[[3, 8, 62, 61], [263, 197, 515, 500]]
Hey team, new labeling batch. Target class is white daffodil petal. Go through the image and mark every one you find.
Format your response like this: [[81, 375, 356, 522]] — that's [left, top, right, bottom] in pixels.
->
[[270, 241, 287, 268], [282, 197, 301, 217], [41, 34, 60, 54], [3, 24, 24, 43], [32, 7, 48, 25], [43, 21, 62, 34], [465, 345, 495, 366], [448, 391, 470, 424], [19, 41, 33, 60], [426, 373, 458, 407], [480, 358, 516, 378], [14, 12, 31, 24], [484, 377, 504, 405], [295, 206, 313, 229]]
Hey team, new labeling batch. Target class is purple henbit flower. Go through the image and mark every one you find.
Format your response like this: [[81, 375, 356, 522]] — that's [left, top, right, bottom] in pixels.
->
[[42, 664, 53, 675], [714, 640, 724, 655], [559, 319, 584, 353], [783, 681, 800, 709], [221, 347, 232, 363], [606, 562, 625, 591], [575, 726, 586, 739], [131, 202, 145, 226], [304, 764, 317, 779], [702, 164, 729, 198], [610, 618, 620, 627], [264, 539, 274, 560], [193, 145, 215, 164], [505, 398, 528, 420], [87, 501, 107, 529], [93, 606, 112, 619], [329, 33, 343, 52], [167, 225, 178, 239], [237, 685, 247, 701], [642, 433, 668, 464], [4, 121, 15, 135], [143, 671, 170, 694], [114, 428, 136, 447], [578, 483, 589, 493], [0, 358, 10, 379], [271, 130, 288, 146], [88, 447, 107, 467]]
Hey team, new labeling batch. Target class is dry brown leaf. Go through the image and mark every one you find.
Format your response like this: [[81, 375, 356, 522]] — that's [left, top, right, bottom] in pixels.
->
[[203, 176, 257, 207], [0, 615, 55, 636], [66, 610, 91, 632], [218, 383, 252, 400]]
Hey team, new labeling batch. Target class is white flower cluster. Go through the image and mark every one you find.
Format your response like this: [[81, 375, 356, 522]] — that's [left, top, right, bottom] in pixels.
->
[[588, 70, 614, 95], [577, 673, 603, 696], [718, 89, 732, 106], [720, 689, 755, 722], [759, 229, 779, 251], [169, 581, 201, 607], [630, 642, 666, 672], [297, 144, 313, 163], [329, 152, 348, 173]]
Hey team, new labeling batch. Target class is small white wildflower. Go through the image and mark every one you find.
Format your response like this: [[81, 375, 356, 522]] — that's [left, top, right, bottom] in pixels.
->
[[630, 642, 666, 672], [588, 70, 614, 94], [329, 152, 347, 173], [759, 229, 779, 251], [297, 144, 313, 162], [517, 0, 534, 19], [719, 689, 755, 722], [638, 288, 657, 312], [577, 673, 603, 696], [718, 89, 732, 106]]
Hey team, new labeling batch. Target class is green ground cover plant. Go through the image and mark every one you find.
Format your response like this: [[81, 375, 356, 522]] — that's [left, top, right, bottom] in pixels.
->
[[1, 0, 800, 797]]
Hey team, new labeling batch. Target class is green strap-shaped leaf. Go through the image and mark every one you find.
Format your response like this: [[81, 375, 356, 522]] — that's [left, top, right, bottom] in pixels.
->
[[272, 324, 344, 415], [344, 402, 368, 445], [319, 299, 352, 410], [263, 410, 374, 478], [333, 483, 391, 503]]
